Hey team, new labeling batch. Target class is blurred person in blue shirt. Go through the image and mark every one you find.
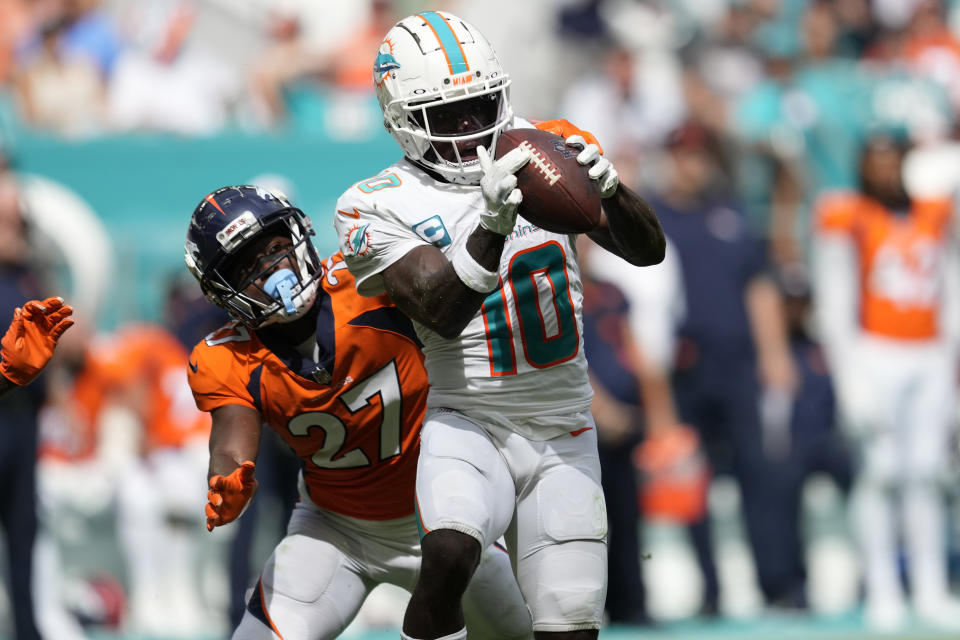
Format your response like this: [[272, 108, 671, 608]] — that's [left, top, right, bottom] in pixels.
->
[[756, 262, 853, 609], [652, 120, 803, 609], [773, 262, 850, 488]]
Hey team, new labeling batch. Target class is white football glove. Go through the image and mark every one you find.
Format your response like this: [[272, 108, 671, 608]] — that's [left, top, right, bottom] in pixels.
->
[[566, 134, 619, 198], [477, 144, 530, 235]]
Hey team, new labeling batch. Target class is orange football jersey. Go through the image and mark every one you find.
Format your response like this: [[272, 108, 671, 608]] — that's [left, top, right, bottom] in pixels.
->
[[188, 253, 427, 521], [38, 360, 103, 462], [816, 192, 953, 340], [39, 325, 210, 461]]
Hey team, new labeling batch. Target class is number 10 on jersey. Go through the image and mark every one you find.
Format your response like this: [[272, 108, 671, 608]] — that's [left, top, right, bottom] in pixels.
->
[[481, 241, 580, 376]]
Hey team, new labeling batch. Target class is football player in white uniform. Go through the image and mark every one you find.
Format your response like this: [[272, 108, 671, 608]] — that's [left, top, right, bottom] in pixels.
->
[[334, 11, 665, 640]]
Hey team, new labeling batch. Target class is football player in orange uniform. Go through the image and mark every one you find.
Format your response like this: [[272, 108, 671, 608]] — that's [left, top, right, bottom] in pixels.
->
[[813, 135, 960, 631], [184, 185, 531, 640]]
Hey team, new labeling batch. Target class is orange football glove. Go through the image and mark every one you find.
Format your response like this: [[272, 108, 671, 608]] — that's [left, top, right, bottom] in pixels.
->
[[533, 119, 604, 155], [0, 296, 74, 386], [205, 460, 257, 531]]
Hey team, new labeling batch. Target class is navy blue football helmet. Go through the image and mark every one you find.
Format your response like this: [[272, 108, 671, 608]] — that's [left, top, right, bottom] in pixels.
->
[[184, 185, 323, 328]]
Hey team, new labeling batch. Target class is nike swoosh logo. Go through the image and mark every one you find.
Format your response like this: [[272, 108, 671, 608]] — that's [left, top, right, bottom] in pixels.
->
[[337, 208, 361, 218], [188, 359, 198, 373], [569, 426, 594, 437]]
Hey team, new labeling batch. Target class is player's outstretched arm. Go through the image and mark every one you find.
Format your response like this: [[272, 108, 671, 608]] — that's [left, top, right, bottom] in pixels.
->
[[205, 404, 262, 531], [381, 145, 531, 340], [0, 296, 74, 396]]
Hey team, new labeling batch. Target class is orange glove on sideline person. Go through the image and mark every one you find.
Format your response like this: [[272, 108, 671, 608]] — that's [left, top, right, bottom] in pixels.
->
[[205, 460, 257, 531], [0, 296, 74, 386]]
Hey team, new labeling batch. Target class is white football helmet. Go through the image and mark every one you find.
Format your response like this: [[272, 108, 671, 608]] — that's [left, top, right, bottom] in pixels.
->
[[374, 11, 514, 185]]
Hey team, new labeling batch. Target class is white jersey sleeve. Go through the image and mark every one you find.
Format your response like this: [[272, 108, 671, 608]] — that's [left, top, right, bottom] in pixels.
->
[[333, 164, 437, 297]]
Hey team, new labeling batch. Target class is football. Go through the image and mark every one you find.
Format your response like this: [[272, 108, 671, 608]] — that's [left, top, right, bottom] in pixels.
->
[[494, 128, 602, 234]]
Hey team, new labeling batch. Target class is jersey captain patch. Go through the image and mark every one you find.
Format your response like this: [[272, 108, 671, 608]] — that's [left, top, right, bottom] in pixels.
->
[[411, 215, 452, 248]]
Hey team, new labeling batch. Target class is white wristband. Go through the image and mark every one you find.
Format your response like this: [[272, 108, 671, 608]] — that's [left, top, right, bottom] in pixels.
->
[[450, 243, 500, 293]]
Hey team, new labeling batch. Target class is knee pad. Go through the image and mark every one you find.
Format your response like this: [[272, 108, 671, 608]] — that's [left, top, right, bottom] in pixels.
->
[[519, 539, 606, 632], [516, 467, 607, 631]]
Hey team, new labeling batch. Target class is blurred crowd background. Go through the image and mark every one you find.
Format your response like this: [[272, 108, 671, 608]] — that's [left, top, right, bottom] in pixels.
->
[[2, 0, 960, 638]]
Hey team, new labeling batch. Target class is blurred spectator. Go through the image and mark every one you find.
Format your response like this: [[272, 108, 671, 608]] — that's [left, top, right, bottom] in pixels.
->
[[323, 0, 396, 93], [733, 0, 871, 261], [748, 262, 853, 610], [902, 0, 960, 110], [12, 16, 105, 137], [775, 263, 852, 489], [250, 0, 395, 129], [812, 134, 960, 632], [684, 3, 765, 132], [107, 1, 241, 136], [247, 8, 318, 128], [653, 120, 801, 611], [100, 325, 216, 636], [57, 0, 123, 78], [559, 43, 686, 185], [578, 235, 653, 627], [0, 158, 44, 640], [860, 12, 953, 146], [0, 0, 33, 87], [39, 320, 222, 638], [162, 270, 229, 352]]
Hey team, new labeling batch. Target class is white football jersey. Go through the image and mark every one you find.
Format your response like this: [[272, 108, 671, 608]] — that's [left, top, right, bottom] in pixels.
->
[[334, 121, 593, 432]]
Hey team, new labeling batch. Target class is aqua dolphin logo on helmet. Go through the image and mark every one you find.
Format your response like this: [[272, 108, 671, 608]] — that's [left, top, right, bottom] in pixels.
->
[[374, 44, 400, 85]]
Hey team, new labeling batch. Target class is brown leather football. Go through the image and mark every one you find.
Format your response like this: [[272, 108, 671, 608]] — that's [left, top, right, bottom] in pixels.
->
[[494, 128, 602, 234]]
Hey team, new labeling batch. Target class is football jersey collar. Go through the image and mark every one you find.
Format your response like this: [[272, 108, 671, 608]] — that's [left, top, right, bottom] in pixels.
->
[[255, 294, 336, 384]]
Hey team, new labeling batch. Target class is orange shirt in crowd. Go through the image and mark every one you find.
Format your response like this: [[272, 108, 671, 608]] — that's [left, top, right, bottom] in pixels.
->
[[40, 324, 211, 462]]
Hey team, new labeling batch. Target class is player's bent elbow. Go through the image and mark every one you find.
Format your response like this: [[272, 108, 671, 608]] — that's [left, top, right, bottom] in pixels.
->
[[621, 238, 666, 267], [641, 239, 667, 266], [415, 304, 474, 339]]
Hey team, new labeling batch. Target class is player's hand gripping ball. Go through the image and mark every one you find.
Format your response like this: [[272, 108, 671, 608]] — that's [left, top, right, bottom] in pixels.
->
[[565, 134, 619, 198], [494, 128, 602, 234]]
